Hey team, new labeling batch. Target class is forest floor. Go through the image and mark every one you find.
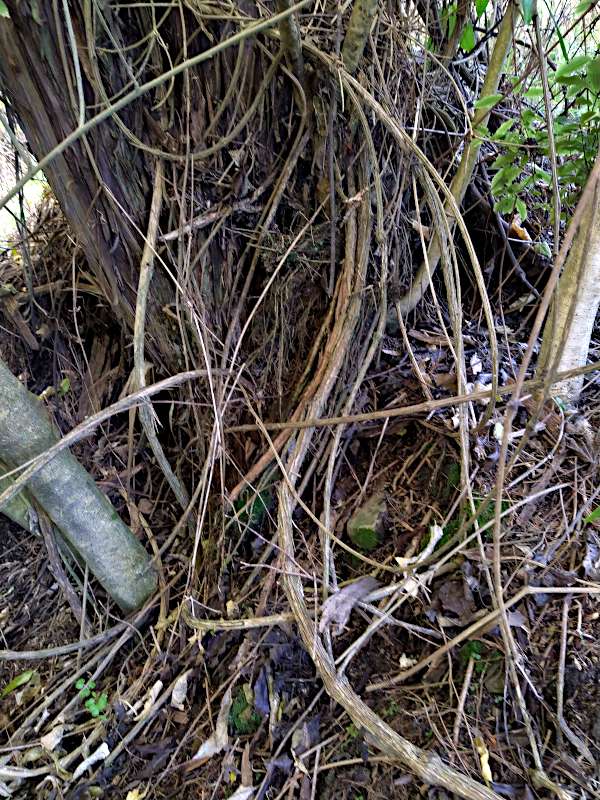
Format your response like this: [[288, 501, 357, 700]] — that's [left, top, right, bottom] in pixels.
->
[[1, 193, 600, 800]]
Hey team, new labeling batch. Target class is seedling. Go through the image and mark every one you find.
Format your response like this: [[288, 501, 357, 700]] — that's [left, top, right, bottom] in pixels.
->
[[75, 678, 109, 718]]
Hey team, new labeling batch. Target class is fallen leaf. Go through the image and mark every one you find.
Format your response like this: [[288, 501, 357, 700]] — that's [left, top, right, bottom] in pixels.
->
[[319, 577, 379, 635], [506, 610, 528, 630], [40, 725, 64, 752], [583, 532, 600, 580], [436, 578, 476, 624], [470, 354, 483, 375], [241, 743, 252, 786], [254, 667, 270, 717], [509, 215, 531, 241], [192, 687, 231, 760], [125, 787, 149, 800], [228, 788, 254, 800], [135, 681, 163, 721], [291, 716, 320, 757], [474, 736, 493, 785], [171, 673, 188, 711]]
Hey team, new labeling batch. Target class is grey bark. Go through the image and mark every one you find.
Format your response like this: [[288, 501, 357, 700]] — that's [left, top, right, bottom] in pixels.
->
[[0, 358, 157, 611]]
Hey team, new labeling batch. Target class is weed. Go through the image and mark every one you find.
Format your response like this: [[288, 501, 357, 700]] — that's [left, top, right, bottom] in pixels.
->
[[75, 678, 109, 718]]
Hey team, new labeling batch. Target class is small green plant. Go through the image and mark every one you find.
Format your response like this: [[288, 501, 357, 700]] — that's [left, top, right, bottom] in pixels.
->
[[349, 525, 379, 551], [229, 686, 261, 735], [584, 506, 600, 525], [489, 52, 600, 220], [75, 678, 109, 718], [460, 640, 483, 665], [382, 699, 401, 719], [459, 641, 503, 679], [233, 487, 273, 531], [345, 722, 360, 740]]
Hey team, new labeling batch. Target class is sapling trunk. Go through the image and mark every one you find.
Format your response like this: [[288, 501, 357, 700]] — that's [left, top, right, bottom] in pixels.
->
[[538, 163, 600, 403], [0, 358, 157, 611]]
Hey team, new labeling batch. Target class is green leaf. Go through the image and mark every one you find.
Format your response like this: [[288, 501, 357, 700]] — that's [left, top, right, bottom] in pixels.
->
[[75, 678, 86, 690], [475, 0, 489, 17], [460, 641, 483, 662], [520, 0, 536, 24], [587, 57, 600, 91], [495, 195, 516, 214], [521, 108, 541, 130], [555, 55, 591, 80], [491, 165, 520, 193], [460, 21, 475, 52], [493, 153, 516, 169], [447, 3, 457, 37], [584, 506, 600, 525], [534, 240, 552, 258], [0, 0, 8, 16], [229, 687, 261, 735], [534, 167, 552, 184], [85, 697, 104, 717], [440, 3, 458, 38], [516, 198, 527, 221], [1, 670, 34, 698], [525, 85, 544, 99], [95, 693, 109, 713], [542, 0, 568, 60], [492, 119, 514, 139], [58, 377, 71, 396], [474, 93, 503, 111], [234, 487, 273, 529], [347, 493, 385, 552], [574, 0, 593, 14]]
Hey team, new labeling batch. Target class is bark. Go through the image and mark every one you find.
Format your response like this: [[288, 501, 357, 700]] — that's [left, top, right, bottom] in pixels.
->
[[538, 159, 600, 403], [0, 358, 157, 611], [0, 0, 175, 365]]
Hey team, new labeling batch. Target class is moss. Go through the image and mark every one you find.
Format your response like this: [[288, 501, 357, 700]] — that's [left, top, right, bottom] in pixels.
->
[[349, 525, 380, 551], [229, 686, 261, 735]]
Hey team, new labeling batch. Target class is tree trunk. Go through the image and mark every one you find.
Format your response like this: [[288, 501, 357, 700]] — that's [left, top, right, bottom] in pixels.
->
[[0, 1, 175, 365], [538, 152, 600, 404]]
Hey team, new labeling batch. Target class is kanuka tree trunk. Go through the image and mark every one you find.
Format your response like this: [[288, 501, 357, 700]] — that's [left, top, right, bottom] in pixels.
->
[[538, 151, 600, 404], [0, 0, 176, 365]]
